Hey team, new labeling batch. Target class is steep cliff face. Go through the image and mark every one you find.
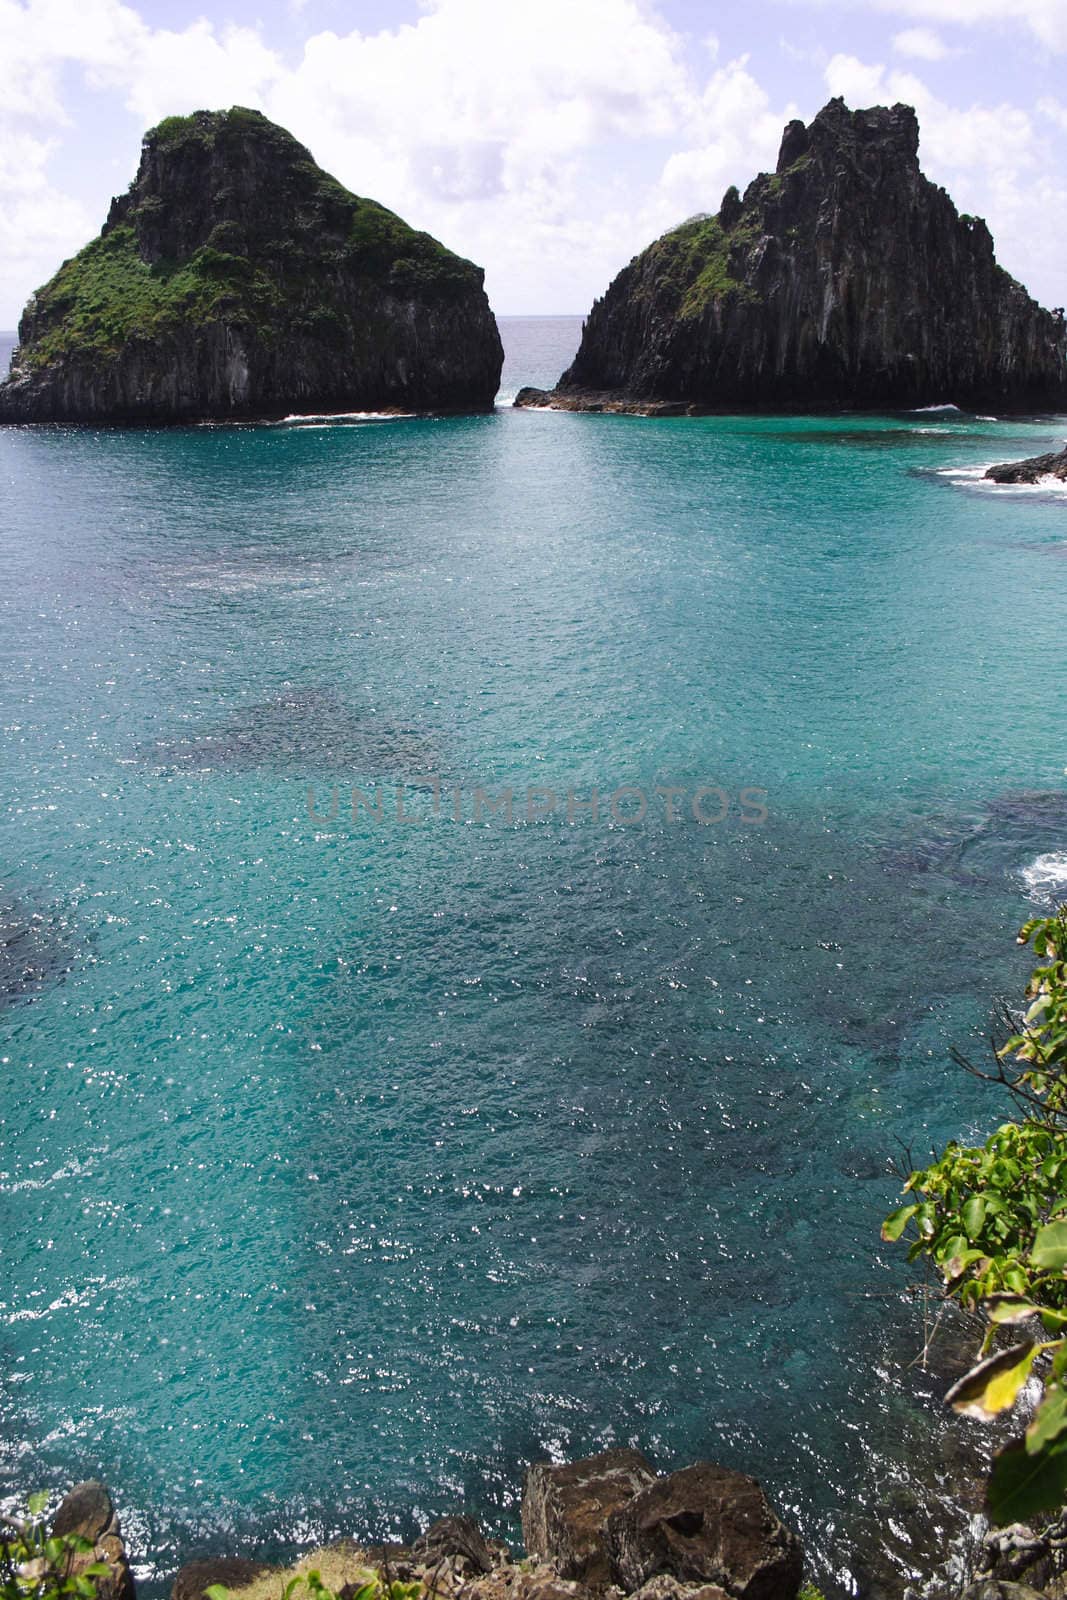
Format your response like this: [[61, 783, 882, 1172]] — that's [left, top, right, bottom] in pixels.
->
[[518, 99, 1067, 414], [0, 108, 503, 422]]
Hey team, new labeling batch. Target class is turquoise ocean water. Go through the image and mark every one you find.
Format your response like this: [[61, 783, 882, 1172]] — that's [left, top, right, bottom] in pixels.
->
[[2, 316, 1067, 1596]]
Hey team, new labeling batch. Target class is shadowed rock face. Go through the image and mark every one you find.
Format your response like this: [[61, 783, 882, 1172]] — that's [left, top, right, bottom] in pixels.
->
[[985, 444, 1067, 484], [0, 108, 503, 423], [412, 1516, 496, 1576], [517, 98, 1067, 416], [171, 1559, 274, 1600]]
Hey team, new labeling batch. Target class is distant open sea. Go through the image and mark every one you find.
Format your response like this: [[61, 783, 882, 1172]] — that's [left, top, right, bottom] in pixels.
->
[[2, 314, 1067, 1598]]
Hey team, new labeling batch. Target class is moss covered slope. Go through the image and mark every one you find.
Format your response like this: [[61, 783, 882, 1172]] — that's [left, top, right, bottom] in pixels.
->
[[0, 108, 503, 421]]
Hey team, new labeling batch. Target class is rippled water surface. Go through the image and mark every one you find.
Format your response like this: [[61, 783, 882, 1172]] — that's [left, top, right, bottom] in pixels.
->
[[2, 322, 1067, 1596]]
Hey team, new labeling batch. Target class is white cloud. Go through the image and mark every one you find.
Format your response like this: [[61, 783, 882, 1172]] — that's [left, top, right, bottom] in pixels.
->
[[0, 0, 1065, 327], [97, 23, 284, 123], [834, 0, 1067, 51], [823, 52, 888, 105], [892, 26, 952, 59], [0, 125, 93, 328], [1039, 96, 1067, 132], [660, 57, 796, 219], [0, 0, 800, 321], [0, 0, 140, 318], [257, 0, 715, 311]]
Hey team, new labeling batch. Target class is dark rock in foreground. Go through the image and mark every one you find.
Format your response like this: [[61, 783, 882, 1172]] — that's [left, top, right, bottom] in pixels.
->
[[172, 1559, 274, 1600], [53, 1481, 135, 1600], [522, 1449, 657, 1587], [157, 1452, 803, 1600], [0, 108, 502, 423], [959, 1585, 1048, 1600], [607, 1464, 803, 1600], [412, 1516, 497, 1575], [517, 98, 1067, 417], [53, 1457, 1067, 1600], [985, 443, 1067, 484], [521, 1453, 800, 1600]]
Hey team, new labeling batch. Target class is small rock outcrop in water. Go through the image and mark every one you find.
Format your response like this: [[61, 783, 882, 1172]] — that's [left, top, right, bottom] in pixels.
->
[[0, 108, 502, 422], [985, 443, 1067, 484], [515, 98, 1067, 415]]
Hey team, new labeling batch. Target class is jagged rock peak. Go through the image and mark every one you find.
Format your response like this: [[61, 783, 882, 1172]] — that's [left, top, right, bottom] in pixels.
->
[[516, 98, 1067, 415], [775, 97, 919, 172], [0, 106, 503, 423]]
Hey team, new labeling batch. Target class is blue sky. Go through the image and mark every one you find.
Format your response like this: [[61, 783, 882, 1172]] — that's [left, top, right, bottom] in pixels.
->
[[2, 0, 1066, 325]]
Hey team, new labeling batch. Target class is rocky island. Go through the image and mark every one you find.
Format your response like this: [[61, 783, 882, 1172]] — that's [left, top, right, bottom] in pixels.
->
[[0, 108, 503, 423], [516, 99, 1067, 416]]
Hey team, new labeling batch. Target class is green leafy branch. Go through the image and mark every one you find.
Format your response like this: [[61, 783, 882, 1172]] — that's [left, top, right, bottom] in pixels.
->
[[883, 912, 1067, 1525], [0, 1494, 109, 1600]]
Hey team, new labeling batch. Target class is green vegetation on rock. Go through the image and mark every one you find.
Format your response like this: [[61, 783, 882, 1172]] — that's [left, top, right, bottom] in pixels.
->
[[23, 226, 282, 369], [205, 1562, 422, 1600], [149, 113, 206, 148], [344, 199, 473, 292], [884, 910, 1067, 1525], [635, 211, 760, 320], [1, 1494, 107, 1600], [797, 1584, 827, 1600]]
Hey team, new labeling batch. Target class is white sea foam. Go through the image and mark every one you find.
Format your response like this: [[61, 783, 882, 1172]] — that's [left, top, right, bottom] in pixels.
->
[[1021, 852, 1067, 902], [274, 410, 416, 426], [192, 411, 415, 428], [910, 402, 962, 414]]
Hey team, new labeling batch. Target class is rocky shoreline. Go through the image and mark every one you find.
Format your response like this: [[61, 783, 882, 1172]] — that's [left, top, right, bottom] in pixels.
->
[[513, 388, 699, 417], [43, 1451, 1067, 1600]]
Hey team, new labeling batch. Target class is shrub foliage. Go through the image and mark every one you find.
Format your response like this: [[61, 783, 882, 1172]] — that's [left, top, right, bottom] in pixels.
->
[[884, 911, 1067, 1523], [0, 1494, 108, 1600]]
